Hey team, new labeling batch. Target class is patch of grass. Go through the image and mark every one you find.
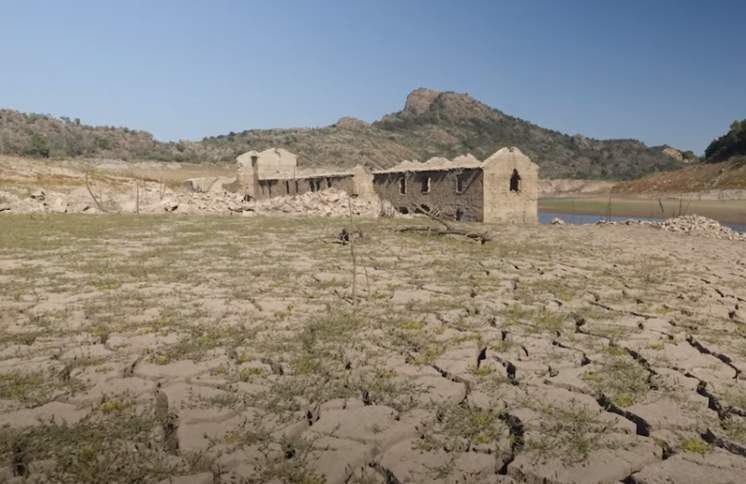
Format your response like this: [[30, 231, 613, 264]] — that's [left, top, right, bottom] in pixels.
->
[[500, 304, 566, 334], [527, 399, 618, 464], [96, 397, 134, 415], [469, 364, 495, 377], [679, 436, 711, 454], [0, 369, 81, 407], [582, 354, 649, 407], [152, 324, 245, 364], [398, 320, 425, 331], [418, 403, 507, 452], [721, 416, 746, 446], [0, 403, 209, 483]]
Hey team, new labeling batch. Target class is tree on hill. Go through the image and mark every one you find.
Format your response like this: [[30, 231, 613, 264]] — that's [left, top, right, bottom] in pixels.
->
[[705, 119, 746, 163]]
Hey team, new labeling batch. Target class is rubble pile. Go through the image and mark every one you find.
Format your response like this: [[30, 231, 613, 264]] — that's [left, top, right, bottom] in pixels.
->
[[243, 188, 396, 217], [657, 214, 745, 241], [598, 214, 745, 241], [0, 186, 395, 218]]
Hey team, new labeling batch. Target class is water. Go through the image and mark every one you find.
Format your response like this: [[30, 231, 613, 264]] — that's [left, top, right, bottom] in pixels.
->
[[539, 211, 746, 234]]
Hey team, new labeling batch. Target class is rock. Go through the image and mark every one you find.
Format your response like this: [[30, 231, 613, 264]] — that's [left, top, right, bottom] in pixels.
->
[[404, 87, 441, 115], [551, 217, 566, 225], [597, 215, 745, 242], [661, 146, 685, 162], [30, 189, 46, 201], [658, 215, 745, 241], [335, 117, 369, 130]]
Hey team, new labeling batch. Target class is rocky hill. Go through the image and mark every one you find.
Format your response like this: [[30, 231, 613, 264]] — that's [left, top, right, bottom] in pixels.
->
[[0, 89, 685, 179]]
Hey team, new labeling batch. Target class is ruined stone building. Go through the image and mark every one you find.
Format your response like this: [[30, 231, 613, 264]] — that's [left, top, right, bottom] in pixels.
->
[[234, 147, 538, 223], [236, 148, 358, 199]]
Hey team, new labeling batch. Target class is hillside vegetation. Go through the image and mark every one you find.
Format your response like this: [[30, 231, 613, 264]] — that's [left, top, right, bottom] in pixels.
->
[[705, 119, 746, 163], [613, 160, 746, 193], [613, 119, 746, 194], [0, 89, 685, 179]]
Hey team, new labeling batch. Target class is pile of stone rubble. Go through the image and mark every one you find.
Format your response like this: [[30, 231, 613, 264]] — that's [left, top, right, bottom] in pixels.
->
[[0, 186, 396, 218], [658, 214, 745, 241], [597, 214, 745, 241], [240, 189, 396, 218]]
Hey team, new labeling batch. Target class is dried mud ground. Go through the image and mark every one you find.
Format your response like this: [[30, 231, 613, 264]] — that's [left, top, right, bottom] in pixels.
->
[[1, 215, 746, 484]]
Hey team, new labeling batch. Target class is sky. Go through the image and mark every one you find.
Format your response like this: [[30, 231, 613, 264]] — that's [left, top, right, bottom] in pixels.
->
[[1, 0, 744, 154]]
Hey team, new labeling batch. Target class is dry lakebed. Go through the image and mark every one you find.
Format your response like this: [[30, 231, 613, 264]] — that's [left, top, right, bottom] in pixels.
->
[[1, 214, 745, 483]]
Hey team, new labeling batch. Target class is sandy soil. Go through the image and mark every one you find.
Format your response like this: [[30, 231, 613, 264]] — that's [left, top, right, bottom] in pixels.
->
[[1, 215, 745, 483]]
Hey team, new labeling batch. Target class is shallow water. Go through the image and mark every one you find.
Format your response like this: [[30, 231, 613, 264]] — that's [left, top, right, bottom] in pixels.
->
[[539, 211, 746, 234]]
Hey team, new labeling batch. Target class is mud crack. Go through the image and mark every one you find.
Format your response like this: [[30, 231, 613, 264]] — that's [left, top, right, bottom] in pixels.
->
[[686, 335, 742, 379]]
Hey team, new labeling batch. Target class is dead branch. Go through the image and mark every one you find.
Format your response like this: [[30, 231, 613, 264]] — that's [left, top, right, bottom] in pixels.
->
[[397, 198, 492, 243], [412, 201, 452, 230], [397, 225, 493, 244]]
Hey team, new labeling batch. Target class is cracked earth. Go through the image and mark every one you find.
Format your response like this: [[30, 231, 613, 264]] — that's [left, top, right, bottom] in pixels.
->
[[1, 214, 745, 483]]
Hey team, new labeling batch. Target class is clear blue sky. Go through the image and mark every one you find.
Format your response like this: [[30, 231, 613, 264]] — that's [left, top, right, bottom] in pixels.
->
[[1, 0, 744, 154]]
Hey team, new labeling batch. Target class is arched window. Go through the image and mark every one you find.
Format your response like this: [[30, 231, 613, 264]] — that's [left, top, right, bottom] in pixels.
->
[[510, 169, 521, 193]]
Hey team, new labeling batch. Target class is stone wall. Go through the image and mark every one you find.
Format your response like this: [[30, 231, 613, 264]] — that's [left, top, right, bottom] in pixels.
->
[[237, 148, 298, 180], [372, 168, 484, 221], [256, 175, 354, 200], [482, 147, 538, 224]]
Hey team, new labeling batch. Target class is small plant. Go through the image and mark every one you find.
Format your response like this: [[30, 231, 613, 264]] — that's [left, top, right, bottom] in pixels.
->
[[679, 436, 711, 454], [417, 403, 507, 452], [583, 353, 650, 407], [470, 364, 495, 377], [239, 366, 266, 382], [527, 399, 617, 464], [398, 320, 425, 331], [97, 397, 133, 415]]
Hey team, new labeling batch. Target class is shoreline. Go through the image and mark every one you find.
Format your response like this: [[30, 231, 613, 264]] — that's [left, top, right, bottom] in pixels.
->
[[539, 195, 746, 225]]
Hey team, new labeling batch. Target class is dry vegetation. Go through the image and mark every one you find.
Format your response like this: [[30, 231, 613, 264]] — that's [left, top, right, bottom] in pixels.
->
[[0, 87, 684, 179], [613, 158, 746, 193], [1, 215, 746, 483]]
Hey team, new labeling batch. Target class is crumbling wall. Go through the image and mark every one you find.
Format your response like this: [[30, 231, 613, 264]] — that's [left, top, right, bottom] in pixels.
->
[[236, 148, 298, 180], [372, 168, 483, 221], [482, 147, 538, 224], [350, 165, 376, 198], [256, 174, 355, 199]]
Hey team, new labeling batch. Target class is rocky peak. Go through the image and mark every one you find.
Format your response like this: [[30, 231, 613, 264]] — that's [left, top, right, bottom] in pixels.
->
[[400, 88, 499, 122], [335, 117, 369, 131], [403, 88, 441, 115]]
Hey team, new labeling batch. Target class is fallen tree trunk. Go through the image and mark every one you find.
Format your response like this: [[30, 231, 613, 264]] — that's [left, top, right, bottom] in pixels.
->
[[396, 225, 493, 244]]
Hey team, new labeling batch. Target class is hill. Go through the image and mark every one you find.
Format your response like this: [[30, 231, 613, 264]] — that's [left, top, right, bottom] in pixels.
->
[[613, 159, 746, 194], [614, 119, 746, 194], [704, 119, 746, 163], [0, 88, 685, 179]]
